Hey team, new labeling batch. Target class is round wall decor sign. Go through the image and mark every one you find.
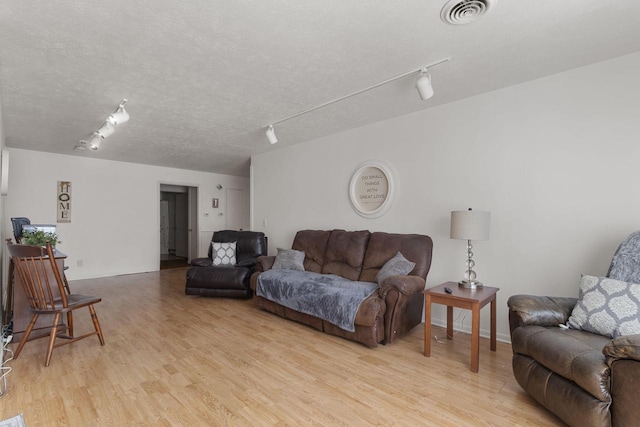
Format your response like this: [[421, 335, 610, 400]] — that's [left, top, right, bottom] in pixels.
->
[[349, 160, 395, 218]]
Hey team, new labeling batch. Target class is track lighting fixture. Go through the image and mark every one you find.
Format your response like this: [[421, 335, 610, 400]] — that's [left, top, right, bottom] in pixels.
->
[[96, 122, 115, 139], [88, 132, 102, 150], [266, 125, 278, 144], [415, 69, 434, 100], [263, 58, 449, 144], [76, 99, 129, 152], [107, 102, 130, 126]]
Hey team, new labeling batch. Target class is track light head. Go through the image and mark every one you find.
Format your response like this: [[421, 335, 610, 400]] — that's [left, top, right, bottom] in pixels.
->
[[266, 125, 278, 144], [88, 132, 103, 150], [416, 69, 434, 100], [107, 104, 130, 126], [97, 122, 115, 139]]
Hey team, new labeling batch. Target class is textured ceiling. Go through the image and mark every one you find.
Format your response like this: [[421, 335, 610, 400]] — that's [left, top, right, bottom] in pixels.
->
[[1, 1, 639, 177]]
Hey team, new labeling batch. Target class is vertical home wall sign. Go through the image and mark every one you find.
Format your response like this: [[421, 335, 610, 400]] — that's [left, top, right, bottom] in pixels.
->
[[348, 160, 395, 218], [57, 181, 71, 223]]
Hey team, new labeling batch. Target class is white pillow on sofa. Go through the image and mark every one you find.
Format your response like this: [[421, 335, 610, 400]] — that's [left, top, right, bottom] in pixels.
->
[[212, 241, 236, 266], [567, 275, 640, 338]]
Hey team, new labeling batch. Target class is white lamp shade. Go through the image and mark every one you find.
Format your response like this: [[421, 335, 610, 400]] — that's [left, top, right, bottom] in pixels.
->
[[266, 125, 278, 144], [416, 72, 434, 100], [450, 210, 491, 241]]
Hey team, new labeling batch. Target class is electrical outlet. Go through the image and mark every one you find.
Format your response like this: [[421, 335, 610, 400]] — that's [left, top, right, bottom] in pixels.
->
[[77, 259, 83, 267]]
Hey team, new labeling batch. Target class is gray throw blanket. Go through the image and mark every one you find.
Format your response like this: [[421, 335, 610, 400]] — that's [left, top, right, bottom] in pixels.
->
[[256, 269, 379, 332], [608, 230, 640, 283]]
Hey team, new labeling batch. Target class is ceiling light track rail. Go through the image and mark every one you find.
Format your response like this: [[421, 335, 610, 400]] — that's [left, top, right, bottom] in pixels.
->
[[263, 57, 450, 144], [75, 99, 130, 151]]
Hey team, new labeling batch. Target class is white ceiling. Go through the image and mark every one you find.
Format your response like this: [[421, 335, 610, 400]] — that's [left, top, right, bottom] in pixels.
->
[[1, 1, 639, 177]]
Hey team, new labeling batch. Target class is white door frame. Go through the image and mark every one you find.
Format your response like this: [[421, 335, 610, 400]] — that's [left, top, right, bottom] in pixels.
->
[[159, 183, 199, 265]]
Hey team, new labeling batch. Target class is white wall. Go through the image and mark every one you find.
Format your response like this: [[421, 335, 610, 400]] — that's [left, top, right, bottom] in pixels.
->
[[0, 97, 7, 323], [251, 52, 640, 342], [5, 149, 249, 280]]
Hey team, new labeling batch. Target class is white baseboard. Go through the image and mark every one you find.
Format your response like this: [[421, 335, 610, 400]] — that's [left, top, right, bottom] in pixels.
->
[[428, 318, 512, 344]]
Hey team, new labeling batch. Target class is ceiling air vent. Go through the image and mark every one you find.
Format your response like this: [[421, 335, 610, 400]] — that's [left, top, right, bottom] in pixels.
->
[[441, 0, 497, 25]]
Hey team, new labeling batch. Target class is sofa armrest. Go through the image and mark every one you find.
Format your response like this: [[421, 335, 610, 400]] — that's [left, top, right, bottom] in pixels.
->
[[379, 275, 425, 344], [255, 255, 276, 273], [507, 295, 577, 337], [604, 334, 640, 425], [603, 334, 640, 363], [379, 275, 425, 297]]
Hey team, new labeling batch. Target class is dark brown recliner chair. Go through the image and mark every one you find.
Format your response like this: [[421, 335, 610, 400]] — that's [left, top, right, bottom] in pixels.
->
[[507, 231, 640, 426], [185, 230, 267, 298]]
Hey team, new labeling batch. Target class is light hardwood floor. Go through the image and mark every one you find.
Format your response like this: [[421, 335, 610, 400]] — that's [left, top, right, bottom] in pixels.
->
[[0, 268, 563, 426]]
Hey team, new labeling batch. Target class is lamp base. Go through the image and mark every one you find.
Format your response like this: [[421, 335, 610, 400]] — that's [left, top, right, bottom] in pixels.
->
[[458, 280, 483, 290]]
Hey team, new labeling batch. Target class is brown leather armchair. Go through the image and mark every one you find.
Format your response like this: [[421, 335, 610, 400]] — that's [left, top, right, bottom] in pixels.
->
[[508, 231, 640, 426]]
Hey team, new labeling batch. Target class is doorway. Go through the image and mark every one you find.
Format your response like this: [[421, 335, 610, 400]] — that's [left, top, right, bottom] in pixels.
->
[[160, 184, 198, 269]]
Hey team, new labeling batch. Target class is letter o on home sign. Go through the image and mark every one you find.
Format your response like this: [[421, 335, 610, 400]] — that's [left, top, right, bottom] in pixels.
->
[[349, 160, 395, 218]]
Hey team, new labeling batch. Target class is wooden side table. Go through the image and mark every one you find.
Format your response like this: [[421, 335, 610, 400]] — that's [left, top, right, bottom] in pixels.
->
[[423, 282, 499, 373]]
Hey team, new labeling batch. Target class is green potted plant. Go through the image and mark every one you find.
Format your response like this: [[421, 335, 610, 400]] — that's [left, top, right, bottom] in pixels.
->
[[21, 230, 61, 247]]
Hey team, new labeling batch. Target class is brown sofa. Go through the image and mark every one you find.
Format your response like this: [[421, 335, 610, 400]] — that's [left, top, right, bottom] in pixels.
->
[[249, 229, 433, 347]]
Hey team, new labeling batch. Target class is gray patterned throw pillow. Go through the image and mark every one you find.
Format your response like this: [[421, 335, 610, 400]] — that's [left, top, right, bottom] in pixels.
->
[[212, 241, 236, 266], [567, 275, 640, 338], [272, 248, 305, 271], [376, 252, 415, 285]]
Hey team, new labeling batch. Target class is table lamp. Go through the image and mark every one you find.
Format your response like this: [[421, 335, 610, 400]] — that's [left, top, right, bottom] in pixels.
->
[[450, 208, 491, 289]]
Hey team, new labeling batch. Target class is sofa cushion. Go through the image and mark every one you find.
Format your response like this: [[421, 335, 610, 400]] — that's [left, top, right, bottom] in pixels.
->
[[512, 325, 612, 402], [256, 269, 378, 332], [376, 251, 415, 285], [321, 230, 370, 281], [567, 275, 640, 338], [292, 230, 331, 273], [360, 232, 432, 283], [212, 241, 236, 266], [272, 248, 305, 271]]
